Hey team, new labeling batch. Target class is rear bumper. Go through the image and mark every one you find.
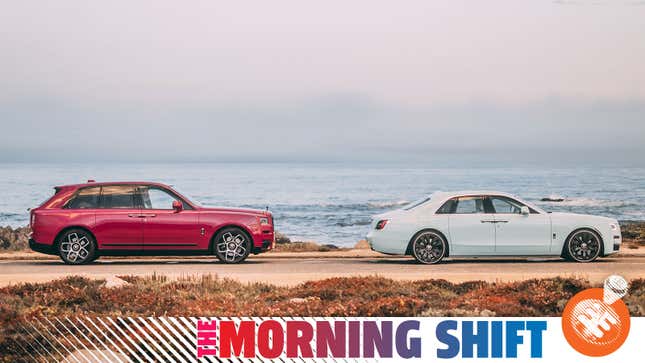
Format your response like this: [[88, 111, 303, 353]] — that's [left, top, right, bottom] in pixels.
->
[[365, 230, 408, 255], [29, 238, 57, 255]]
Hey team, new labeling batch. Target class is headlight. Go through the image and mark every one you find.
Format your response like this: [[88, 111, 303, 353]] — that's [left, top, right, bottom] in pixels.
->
[[259, 217, 270, 225], [609, 223, 618, 231]]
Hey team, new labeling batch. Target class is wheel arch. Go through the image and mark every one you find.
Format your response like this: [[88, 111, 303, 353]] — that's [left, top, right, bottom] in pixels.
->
[[405, 228, 450, 257], [208, 224, 255, 253], [561, 226, 605, 258], [53, 226, 98, 250]]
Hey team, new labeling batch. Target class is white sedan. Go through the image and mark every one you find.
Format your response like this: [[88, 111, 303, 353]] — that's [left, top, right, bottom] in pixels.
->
[[366, 191, 622, 264]]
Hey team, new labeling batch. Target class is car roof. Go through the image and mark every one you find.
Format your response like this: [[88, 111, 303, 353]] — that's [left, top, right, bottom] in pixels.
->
[[55, 181, 172, 189], [431, 190, 521, 199]]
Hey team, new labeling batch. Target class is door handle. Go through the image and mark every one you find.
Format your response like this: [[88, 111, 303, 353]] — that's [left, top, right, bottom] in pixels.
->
[[496, 220, 509, 223], [480, 220, 495, 223], [142, 214, 156, 218], [128, 214, 141, 218]]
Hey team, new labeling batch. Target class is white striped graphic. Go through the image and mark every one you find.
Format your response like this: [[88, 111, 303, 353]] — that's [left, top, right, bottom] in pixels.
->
[[10, 316, 385, 362]]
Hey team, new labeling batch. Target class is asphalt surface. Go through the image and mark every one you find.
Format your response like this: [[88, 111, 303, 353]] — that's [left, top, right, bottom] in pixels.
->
[[1, 255, 644, 286]]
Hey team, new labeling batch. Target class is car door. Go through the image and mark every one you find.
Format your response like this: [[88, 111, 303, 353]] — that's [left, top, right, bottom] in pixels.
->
[[487, 195, 551, 255], [138, 185, 200, 251], [93, 185, 143, 251], [446, 196, 496, 255]]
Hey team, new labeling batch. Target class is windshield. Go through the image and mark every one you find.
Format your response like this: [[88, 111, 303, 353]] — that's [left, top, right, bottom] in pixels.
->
[[402, 196, 431, 211]]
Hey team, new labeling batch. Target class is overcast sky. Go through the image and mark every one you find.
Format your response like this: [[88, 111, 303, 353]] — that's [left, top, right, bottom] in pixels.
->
[[1, 1, 644, 165]]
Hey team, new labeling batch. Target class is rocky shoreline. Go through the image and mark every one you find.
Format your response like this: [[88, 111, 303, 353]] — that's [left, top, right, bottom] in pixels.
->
[[619, 221, 645, 247], [2, 221, 644, 252], [0, 226, 30, 251]]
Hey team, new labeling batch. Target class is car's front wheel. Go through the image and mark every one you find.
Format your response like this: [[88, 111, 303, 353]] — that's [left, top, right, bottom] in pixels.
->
[[565, 229, 602, 263], [58, 229, 97, 265], [411, 230, 447, 264], [213, 227, 252, 264]]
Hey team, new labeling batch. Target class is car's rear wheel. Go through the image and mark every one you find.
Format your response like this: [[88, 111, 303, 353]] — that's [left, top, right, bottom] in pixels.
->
[[411, 230, 447, 264], [58, 229, 97, 265], [565, 229, 602, 263], [213, 227, 252, 264]]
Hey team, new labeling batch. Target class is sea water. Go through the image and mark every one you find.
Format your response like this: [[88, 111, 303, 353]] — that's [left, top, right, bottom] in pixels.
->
[[1, 163, 643, 246]]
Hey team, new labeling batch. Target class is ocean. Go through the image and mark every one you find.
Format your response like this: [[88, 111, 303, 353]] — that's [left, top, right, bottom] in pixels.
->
[[1, 163, 643, 247]]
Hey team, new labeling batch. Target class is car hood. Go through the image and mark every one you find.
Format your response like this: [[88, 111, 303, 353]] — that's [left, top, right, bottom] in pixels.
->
[[198, 206, 268, 216]]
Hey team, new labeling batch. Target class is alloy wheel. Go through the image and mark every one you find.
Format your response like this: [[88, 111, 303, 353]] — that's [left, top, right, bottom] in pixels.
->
[[568, 230, 601, 262], [412, 231, 446, 264], [59, 230, 95, 264], [215, 229, 250, 263]]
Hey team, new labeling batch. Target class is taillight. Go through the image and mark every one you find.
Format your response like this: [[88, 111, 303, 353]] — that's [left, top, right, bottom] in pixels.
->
[[375, 219, 389, 230], [30, 212, 36, 228]]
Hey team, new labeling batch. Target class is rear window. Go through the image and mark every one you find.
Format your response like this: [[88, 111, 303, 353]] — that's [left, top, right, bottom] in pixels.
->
[[436, 198, 456, 214], [437, 196, 486, 214], [66, 187, 101, 209]]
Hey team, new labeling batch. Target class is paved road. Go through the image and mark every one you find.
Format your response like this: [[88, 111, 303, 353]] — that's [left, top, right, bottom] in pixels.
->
[[1, 256, 644, 286]]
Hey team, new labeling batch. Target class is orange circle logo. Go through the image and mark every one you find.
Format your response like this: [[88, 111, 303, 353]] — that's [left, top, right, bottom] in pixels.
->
[[562, 287, 630, 356]]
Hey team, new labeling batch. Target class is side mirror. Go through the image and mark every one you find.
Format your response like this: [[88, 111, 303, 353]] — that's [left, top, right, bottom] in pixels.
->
[[172, 200, 183, 213], [520, 206, 530, 215]]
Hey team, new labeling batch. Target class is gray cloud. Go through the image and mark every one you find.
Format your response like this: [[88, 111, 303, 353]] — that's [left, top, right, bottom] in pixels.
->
[[0, 1, 644, 166], [1, 94, 643, 166]]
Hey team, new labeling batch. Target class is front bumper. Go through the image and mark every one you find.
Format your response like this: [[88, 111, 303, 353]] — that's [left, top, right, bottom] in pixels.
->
[[29, 238, 57, 255], [612, 234, 621, 252], [252, 239, 273, 254]]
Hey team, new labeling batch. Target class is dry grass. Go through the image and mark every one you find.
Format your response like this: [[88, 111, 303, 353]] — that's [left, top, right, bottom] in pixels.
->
[[0, 275, 643, 360], [1, 275, 643, 320], [271, 241, 347, 252]]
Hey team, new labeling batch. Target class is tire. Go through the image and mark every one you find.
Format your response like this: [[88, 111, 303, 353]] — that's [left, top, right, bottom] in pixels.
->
[[213, 227, 252, 264], [564, 229, 602, 263], [58, 229, 97, 265], [411, 230, 447, 264]]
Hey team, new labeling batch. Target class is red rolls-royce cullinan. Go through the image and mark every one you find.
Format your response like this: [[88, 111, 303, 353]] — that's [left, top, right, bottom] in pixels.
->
[[29, 181, 275, 264]]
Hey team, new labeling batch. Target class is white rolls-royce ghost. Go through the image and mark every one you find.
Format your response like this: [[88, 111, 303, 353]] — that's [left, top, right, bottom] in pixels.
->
[[365, 191, 622, 264]]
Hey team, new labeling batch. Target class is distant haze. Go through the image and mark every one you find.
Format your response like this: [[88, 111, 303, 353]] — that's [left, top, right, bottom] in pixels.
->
[[1, 1, 644, 166]]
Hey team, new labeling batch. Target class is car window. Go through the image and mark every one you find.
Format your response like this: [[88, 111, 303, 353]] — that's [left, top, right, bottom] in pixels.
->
[[141, 187, 179, 209], [66, 187, 100, 209], [99, 185, 137, 209], [490, 197, 522, 214], [454, 196, 485, 214], [436, 199, 456, 214], [489, 196, 535, 214]]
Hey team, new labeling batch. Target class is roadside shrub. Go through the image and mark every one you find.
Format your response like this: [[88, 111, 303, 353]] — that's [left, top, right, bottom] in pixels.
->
[[0, 275, 642, 325]]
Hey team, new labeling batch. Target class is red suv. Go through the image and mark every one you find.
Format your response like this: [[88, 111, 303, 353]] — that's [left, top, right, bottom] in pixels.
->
[[29, 181, 275, 264]]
